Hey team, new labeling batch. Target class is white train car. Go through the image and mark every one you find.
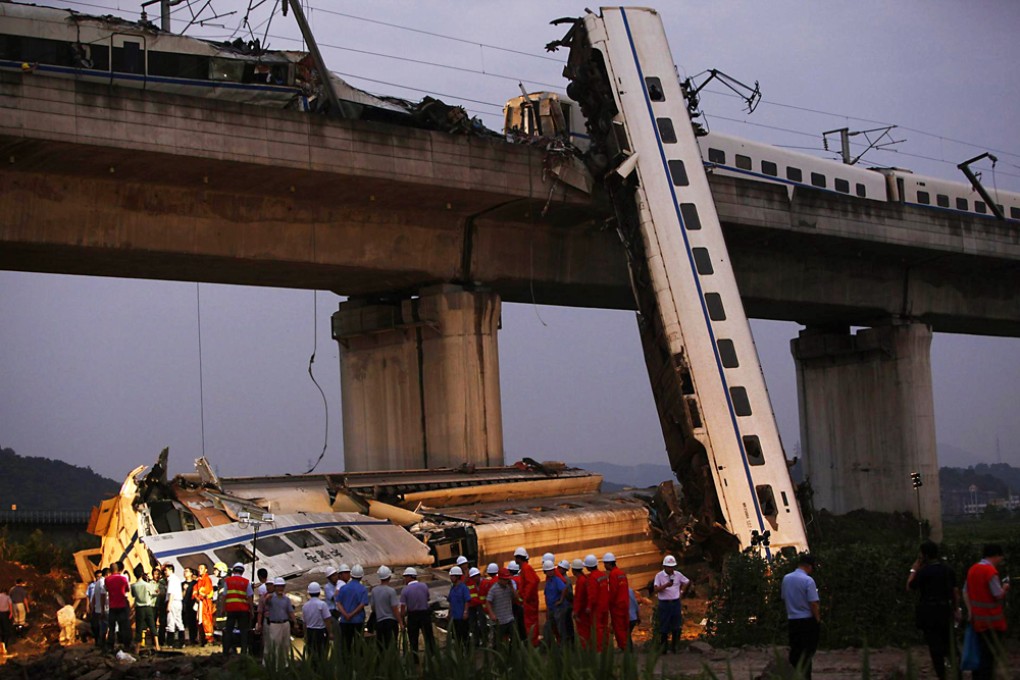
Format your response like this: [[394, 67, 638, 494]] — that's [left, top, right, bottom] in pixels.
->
[[881, 168, 1020, 221], [555, 8, 808, 556]]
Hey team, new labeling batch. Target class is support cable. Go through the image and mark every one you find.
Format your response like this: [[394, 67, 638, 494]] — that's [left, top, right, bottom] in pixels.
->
[[303, 289, 329, 474]]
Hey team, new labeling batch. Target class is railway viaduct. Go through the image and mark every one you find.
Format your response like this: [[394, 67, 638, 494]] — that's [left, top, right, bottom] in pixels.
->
[[3, 73, 1019, 536]]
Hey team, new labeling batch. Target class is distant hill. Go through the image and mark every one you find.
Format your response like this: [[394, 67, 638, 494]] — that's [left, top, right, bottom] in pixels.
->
[[574, 461, 674, 489], [0, 446, 120, 512], [941, 462, 1020, 495]]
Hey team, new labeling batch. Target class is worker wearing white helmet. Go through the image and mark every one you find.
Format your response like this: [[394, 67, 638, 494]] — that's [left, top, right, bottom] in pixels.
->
[[543, 552, 555, 564], [336, 564, 369, 652], [543, 559, 573, 645], [448, 566, 470, 644], [259, 577, 294, 668], [476, 562, 500, 646], [514, 547, 541, 646], [324, 567, 342, 620], [572, 558, 591, 647], [653, 555, 689, 653], [400, 566, 434, 655], [368, 566, 401, 648], [585, 554, 610, 651], [302, 582, 332, 661], [221, 562, 254, 656], [602, 552, 630, 650]]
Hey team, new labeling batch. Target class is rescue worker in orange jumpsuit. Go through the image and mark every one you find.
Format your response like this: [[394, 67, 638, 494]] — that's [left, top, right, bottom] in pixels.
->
[[584, 553, 610, 651], [603, 552, 630, 650], [514, 547, 541, 646], [571, 558, 591, 648], [195, 564, 216, 645]]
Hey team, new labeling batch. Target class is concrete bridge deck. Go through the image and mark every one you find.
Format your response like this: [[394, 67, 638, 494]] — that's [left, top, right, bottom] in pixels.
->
[[2, 72, 1018, 335]]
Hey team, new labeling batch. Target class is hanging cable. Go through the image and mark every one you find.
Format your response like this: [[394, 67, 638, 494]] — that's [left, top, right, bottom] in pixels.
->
[[196, 283, 207, 458], [304, 289, 329, 474]]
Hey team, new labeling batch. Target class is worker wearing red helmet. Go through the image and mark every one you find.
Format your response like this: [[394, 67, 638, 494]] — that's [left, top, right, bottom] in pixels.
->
[[584, 553, 610, 651], [571, 558, 591, 648], [513, 547, 541, 646], [603, 552, 630, 650]]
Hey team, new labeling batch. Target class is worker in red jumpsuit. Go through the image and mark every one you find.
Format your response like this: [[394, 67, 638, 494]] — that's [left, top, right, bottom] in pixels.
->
[[571, 558, 591, 648], [513, 547, 541, 646], [603, 552, 630, 650], [584, 553, 610, 651]]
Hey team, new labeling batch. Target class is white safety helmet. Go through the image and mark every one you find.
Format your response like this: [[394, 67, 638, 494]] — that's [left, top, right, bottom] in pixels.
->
[[403, 567, 418, 577], [450, 566, 463, 577], [558, 560, 571, 571], [662, 555, 678, 567], [542, 552, 555, 564], [602, 552, 616, 563], [338, 563, 352, 573], [513, 547, 529, 559], [377, 565, 392, 580], [571, 559, 584, 571], [351, 565, 365, 579], [507, 561, 520, 573], [456, 556, 469, 566], [232, 562, 246, 572], [486, 562, 499, 575], [324, 567, 337, 578], [308, 582, 321, 595], [583, 554, 598, 569], [273, 577, 286, 586], [468, 567, 481, 578], [542, 560, 555, 571]]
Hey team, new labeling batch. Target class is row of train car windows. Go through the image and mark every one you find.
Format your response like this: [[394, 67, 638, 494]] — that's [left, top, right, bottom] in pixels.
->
[[706, 147, 868, 197], [172, 526, 366, 572], [916, 191, 1020, 218]]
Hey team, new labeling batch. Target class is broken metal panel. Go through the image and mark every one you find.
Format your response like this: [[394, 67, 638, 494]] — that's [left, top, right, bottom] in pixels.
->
[[400, 475, 602, 508], [218, 479, 334, 515]]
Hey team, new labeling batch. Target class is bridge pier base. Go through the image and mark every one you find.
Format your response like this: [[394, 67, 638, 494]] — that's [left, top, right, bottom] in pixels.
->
[[332, 285, 503, 472], [792, 321, 942, 539]]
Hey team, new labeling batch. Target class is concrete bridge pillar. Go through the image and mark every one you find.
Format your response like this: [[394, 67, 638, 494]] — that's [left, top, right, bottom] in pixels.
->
[[792, 321, 942, 539], [332, 285, 503, 472]]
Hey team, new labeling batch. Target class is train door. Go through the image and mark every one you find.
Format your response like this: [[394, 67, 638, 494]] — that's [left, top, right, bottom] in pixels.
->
[[110, 33, 147, 87]]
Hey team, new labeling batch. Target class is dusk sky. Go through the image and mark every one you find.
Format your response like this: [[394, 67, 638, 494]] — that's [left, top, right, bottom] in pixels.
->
[[2, 1, 1019, 482]]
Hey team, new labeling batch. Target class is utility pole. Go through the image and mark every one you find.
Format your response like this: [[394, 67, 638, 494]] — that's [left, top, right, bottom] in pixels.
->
[[910, 472, 923, 541], [283, 0, 355, 118]]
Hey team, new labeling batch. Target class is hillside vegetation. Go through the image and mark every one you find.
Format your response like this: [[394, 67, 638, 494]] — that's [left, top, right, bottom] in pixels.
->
[[0, 446, 120, 512]]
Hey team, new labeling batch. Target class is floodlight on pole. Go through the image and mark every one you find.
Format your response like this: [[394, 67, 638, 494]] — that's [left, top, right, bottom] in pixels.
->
[[910, 472, 923, 541], [238, 511, 274, 583]]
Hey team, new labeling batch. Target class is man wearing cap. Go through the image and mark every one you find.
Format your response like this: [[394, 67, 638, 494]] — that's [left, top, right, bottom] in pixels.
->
[[465, 566, 484, 647], [781, 554, 820, 679], [542, 560, 571, 646], [323, 567, 342, 620], [584, 554, 610, 651], [507, 562, 526, 640], [369, 566, 401, 648], [400, 567, 434, 656], [447, 566, 470, 646], [336, 565, 369, 652], [302, 582, 332, 664], [513, 547, 541, 646], [222, 563, 254, 656], [654, 555, 689, 654], [485, 568, 518, 646], [259, 578, 295, 668], [571, 559, 591, 649], [603, 553, 630, 651]]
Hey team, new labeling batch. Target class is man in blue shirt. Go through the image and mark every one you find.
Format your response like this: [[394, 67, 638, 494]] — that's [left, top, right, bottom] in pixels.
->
[[542, 560, 571, 645], [781, 554, 821, 679], [447, 566, 470, 646], [336, 564, 369, 653]]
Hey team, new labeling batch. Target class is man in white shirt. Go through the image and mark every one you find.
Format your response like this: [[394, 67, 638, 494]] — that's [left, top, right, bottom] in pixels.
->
[[164, 564, 185, 648], [302, 583, 332, 664], [653, 555, 689, 654], [89, 568, 109, 648]]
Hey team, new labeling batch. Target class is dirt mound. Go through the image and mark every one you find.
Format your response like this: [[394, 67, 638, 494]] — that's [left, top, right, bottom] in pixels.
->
[[0, 645, 236, 680], [0, 559, 80, 659]]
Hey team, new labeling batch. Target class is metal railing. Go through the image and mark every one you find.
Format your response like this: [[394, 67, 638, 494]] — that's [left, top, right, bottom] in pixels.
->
[[0, 510, 92, 525]]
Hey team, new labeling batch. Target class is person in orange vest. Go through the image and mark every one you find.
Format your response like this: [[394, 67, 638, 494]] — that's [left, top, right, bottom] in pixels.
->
[[478, 563, 499, 646], [221, 563, 254, 655], [584, 554, 610, 651], [603, 553, 630, 651], [571, 558, 591, 648], [513, 547, 541, 646], [965, 544, 1011, 680], [465, 566, 485, 646]]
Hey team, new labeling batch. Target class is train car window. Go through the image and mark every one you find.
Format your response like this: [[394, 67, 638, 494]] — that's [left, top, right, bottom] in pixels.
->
[[956, 197, 969, 211], [287, 530, 323, 548], [645, 77, 665, 101], [704, 293, 726, 320], [761, 160, 778, 177], [315, 527, 351, 544], [1011, 207, 1020, 219], [717, 339, 739, 368], [810, 172, 826, 188], [148, 51, 210, 79], [729, 387, 752, 416], [2, 35, 76, 67], [786, 167, 803, 182], [254, 535, 292, 556], [692, 247, 714, 275], [756, 485, 778, 516], [997, 204, 1004, 215], [975, 201, 987, 214], [214, 544, 253, 567], [112, 41, 145, 75], [856, 183, 867, 198], [834, 178, 850, 194], [917, 191, 930, 205], [656, 118, 677, 143], [209, 57, 245, 82], [176, 553, 213, 573], [343, 527, 366, 542], [743, 435, 765, 466], [686, 397, 703, 429], [707, 148, 726, 164], [668, 160, 689, 186], [680, 203, 702, 230], [736, 154, 752, 170], [937, 194, 950, 208]]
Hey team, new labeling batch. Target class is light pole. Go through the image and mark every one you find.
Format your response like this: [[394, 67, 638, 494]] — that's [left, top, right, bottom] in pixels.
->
[[238, 511, 274, 583], [910, 472, 923, 541]]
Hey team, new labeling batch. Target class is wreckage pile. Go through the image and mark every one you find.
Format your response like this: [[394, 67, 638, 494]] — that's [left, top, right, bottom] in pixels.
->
[[0, 646, 237, 680]]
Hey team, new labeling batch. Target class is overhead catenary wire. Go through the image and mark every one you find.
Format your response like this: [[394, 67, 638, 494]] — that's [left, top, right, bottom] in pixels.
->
[[304, 289, 329, 475]]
